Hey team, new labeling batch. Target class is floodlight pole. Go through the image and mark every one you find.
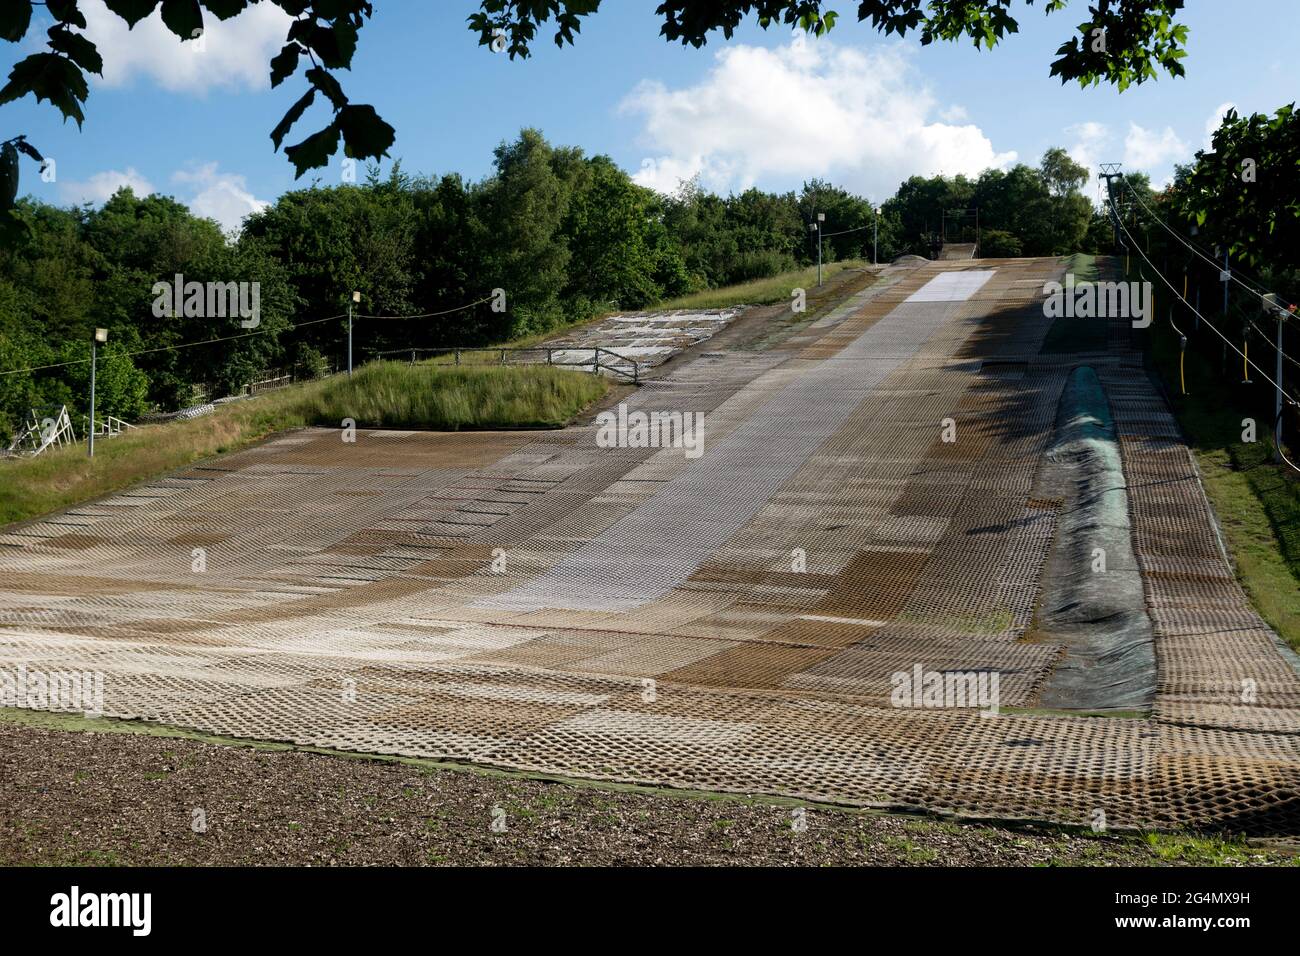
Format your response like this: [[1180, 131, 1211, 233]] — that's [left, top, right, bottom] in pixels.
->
[[88, 338, 96, 458], [348, 291, 360, 377], [811, 213, 825, 286], [88, 328, 107, 458], [873, 207, 879, 266]]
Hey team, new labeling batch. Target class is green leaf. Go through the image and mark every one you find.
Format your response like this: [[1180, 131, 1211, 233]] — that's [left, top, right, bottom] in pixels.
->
[[0, 4, 33, 42], [159, 0, 204, 41], [46, 0, 88, 30], [0, 53, 89, 127], [288, 19, 356, 68], [337, 103, 395, 160], [271, 87, 315, 150], [102, 0, 161, 27], [305, 66, 347, 108], [48, 28, 105, 75], [0, 144, 18, 211], [269, 43, 301, 87], [284, 121, 340, 178], [313, 0, 355, 18], [13, 138, 44, 163], [204, 0, 250, 19]]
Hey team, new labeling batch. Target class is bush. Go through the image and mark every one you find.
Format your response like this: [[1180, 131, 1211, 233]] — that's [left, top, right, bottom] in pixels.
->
[[726, 249, 797, 284], [979, 230, 1023, 258], [292, 343, 329, 381]]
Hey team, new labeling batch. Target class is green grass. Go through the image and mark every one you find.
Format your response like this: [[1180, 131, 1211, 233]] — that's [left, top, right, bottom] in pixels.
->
[[1041, 253, 1110, 353], [300, 362, 607, 430], [0, 362, 607, 528], [898, 607, 1014, 636], [1140, 832, 1291, 866], [654, 259, 870, 311], [1061, 253, 1099, 282]]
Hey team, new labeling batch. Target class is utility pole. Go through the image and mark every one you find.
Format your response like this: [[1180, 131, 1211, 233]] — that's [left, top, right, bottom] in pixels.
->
[[1264, 294, 1291, 464], [1221, 247, 1230, 371], [88, 328, 107, 458], [1098, 165, 1124, 251]]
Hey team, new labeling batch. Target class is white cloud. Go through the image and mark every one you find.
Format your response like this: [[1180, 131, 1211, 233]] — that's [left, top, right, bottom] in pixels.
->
[[172, 163, 269, 233], [1123, 122, 1188, 173], [1204, 101, 1237, 148], [1065, 120, 1111, 200], [620, 35, 1015, 198], [58, 167, 155, 206], [80, 0, 292, 94], [53, 162, 265, 234]]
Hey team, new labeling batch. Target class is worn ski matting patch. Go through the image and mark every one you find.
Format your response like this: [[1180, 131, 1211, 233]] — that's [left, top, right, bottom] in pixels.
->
[[3, 257, 1298, 833]]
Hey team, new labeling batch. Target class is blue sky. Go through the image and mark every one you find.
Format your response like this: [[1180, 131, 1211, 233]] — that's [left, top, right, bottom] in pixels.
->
[[3, 1, 1296, 231]]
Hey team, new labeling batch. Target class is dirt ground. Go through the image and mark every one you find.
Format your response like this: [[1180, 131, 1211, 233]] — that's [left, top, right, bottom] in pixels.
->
[[1, 717, 1294, 867]]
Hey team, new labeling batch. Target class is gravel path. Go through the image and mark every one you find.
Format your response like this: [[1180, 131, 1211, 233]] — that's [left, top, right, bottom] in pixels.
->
[[1, 720, 1293, 867]]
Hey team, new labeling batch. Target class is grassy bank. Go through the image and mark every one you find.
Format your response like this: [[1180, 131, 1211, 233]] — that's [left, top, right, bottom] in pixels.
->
[[0, 363, 607, 527], [443, 259, 877, 356], [655, 259, 870, 311]]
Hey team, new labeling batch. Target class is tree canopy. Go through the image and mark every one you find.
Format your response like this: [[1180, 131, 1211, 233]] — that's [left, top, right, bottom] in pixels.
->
[[2, 0, 1191, 221], [0, 128, 1111, 439]]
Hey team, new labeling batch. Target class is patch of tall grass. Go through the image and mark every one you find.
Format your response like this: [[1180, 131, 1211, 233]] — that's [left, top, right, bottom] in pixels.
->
[[0, 363, 606, 527]]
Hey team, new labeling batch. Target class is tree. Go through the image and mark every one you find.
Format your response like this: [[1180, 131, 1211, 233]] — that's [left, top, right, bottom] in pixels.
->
[[885, 173, 976, 257], [1038, 147, 1091, 254], [473, 1, 1191, 91], [1169, 104, 1300, 271], [2, 0, 1193, 208], [58, 340, 150, 422], [1039, 147, 1088, 198], [561, 155, 666, 311], [979, 229, 1023, 258], [799, 179, 878, 263], [477, 129, 573, 336], [0, 0, 395, 224]]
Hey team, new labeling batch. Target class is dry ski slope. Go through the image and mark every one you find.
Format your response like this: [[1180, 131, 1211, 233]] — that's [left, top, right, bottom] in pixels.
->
[[4, 257, 1300, 833]]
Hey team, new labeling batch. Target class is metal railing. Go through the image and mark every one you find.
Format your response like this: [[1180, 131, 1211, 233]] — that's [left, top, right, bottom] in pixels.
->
[[373, 346, 640, 383], [81, 414, 137, 438]]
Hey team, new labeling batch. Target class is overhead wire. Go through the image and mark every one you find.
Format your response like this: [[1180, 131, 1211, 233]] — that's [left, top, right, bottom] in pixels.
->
[[0, 294, 493, 377], [1113, 197, 1300, 474]]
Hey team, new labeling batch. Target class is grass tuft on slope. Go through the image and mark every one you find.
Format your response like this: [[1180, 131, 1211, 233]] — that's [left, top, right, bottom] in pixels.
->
[[0, 363, 607, 527]]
